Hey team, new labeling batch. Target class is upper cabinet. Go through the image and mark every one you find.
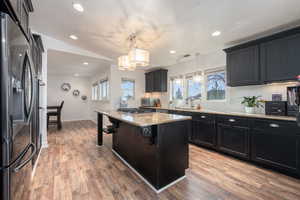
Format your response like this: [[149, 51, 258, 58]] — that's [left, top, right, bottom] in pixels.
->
[[260, 33, 300, 83], [145, 69, 168, 93], [224, 27, 300, 87], [225, 45, 260, 87]]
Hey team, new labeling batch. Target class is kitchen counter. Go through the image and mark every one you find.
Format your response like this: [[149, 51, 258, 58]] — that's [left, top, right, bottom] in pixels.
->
[[95, 109, 191, 127], [142, 107, 297, 121]]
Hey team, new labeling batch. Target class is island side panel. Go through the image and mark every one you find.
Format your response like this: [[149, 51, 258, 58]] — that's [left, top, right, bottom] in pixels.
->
[[97, 113, 103, 146], [157, 120, 189, 188], [112, 120, 159, 188]]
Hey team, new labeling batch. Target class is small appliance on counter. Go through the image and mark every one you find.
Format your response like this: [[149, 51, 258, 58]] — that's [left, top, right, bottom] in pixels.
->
[[265, 101, 287, 116], [141, 97, 160, 107]]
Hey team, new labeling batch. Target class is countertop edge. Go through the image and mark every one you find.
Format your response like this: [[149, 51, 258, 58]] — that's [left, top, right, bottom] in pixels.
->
[[141, 107, 297, 122], [94, 110, 192, 127]]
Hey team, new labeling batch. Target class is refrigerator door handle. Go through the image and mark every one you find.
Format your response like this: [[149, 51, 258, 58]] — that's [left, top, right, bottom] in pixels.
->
[[0, 142, 33, 171], [13, 143, 36, 172]]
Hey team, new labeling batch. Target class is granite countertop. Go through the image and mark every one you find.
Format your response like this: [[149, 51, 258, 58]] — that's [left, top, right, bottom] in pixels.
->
[[143, 107, 297, 122], [95, 109, 192, 127]]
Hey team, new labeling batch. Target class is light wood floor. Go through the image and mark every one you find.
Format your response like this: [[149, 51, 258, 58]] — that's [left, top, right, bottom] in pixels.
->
[[29, 121, 300, 200]]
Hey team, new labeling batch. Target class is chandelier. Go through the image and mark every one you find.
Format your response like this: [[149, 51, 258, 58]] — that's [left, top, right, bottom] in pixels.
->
[[118, 34, 150, 71]]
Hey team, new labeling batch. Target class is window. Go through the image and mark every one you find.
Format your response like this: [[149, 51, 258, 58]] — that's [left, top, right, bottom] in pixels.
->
[[99, 79, 109, 100], [206, 71, 226, 100], [186, 76, 202, 100], [92, 83, 98, 100], [92, 78, 109, 101], [121, 79, 135, 100], [170, 78, 184, 100]]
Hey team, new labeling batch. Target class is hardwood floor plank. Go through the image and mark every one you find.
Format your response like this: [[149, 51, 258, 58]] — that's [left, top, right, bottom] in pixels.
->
[[28, 120, 300, 200]]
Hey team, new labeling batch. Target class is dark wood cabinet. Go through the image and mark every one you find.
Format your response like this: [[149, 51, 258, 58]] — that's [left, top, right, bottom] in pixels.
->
[[260, 33, 300, 82], [191, 114, 216, 148], [145, 71, 154, 92], [224, 26, 300, 86], [145, 69, 168, 92], [226, 45, 260, 86], [251, 119, 300, 175], [217, 116, 250, 159], [140, 107, 300, 177]]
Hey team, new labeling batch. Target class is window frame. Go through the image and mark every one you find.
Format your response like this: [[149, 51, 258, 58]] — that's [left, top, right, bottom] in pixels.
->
[[170, 77, 184, 101], [185, 74, 203, 100], [121, 78, 135, 100], [91, 78, 109, 101], [99, 79, 109, 101], [204, 67, 227, 102]]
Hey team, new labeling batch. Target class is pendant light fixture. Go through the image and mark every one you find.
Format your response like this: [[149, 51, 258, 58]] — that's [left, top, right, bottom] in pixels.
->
[[128, 47, 150, 67], [118, 55, 136, 71], [117, 33, 150, 71]]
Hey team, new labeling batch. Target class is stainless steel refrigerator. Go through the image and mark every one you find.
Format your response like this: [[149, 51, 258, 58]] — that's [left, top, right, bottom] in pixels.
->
[[0, 12, 36, 200]]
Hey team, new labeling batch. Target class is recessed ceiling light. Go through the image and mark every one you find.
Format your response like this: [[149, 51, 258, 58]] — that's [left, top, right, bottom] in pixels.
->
[[73, 3, 84, 12], [83, 62, 89, 65], [212, 31, 221, 37], [170, 50, 176, 54], [74, 73, 79, 77], [69, 35, 78, 40]]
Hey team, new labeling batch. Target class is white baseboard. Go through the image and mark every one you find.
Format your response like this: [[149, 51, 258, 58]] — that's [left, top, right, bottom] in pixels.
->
[[112, 149, 186, 193], [62, 118, 92, 122], [31, 147, 43, 180]]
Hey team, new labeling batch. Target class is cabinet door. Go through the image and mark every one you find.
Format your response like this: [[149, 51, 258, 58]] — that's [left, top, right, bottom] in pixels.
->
[[260, 34, 300, 82], [159, 70, 168, 92], [145, 72, 153, 92], [191, 119, 216, 148], [217, 124, 250, 159], [153, 71, 161, 92], [226, 45, 260, 86], [251, 120, 300, 175]]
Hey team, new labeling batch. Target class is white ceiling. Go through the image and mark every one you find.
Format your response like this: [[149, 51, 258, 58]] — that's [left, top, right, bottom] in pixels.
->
[[47, 50, 110, 77], [31, 0, 300, 67]]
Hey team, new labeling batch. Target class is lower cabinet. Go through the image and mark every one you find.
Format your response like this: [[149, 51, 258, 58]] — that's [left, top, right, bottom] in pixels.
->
[[251, 119, 300, 175], [191, 114, 216, 148], [141, 107, 300, 177], [217, 123, 250, 159]]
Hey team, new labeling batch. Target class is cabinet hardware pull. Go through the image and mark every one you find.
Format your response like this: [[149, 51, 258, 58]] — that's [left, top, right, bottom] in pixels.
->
[[201, 116, 206, 119], [229, 119, 236, 122], [270, 123, 280, 128]]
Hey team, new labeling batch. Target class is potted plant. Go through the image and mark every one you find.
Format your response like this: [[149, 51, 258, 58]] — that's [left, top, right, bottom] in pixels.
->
[[241, 96, 263, 114]]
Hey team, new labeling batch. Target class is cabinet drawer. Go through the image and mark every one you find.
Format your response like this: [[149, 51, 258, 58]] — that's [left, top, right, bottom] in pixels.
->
[[252, 119, 299, 135], [217, 116, 249, 127], [193, 113, 214, 122]]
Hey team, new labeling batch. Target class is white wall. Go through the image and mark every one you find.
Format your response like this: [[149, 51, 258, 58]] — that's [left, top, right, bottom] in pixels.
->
[[89, 69, 112, 123], [89, 65, 145, 125], [47, 75, 91, 121], [157, 50, 296, 113]]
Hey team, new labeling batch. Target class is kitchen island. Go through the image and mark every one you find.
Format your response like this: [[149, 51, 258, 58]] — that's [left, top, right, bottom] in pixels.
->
[[95, 110, 191, 193]]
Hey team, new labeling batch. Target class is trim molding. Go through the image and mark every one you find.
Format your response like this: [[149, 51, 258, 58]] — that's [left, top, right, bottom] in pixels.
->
[[112, 149, 186, 193], [31, 148, 43, 180], [62, 119, 92, 122]]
